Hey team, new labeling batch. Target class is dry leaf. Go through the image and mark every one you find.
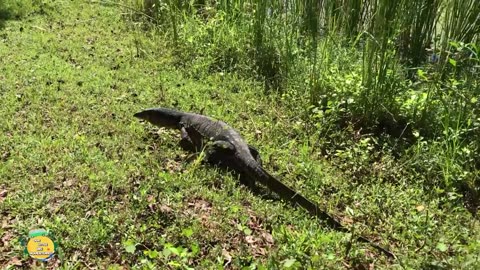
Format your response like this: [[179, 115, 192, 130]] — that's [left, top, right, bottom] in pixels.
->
[[0, 189, 7, 202], [222, 249, 232, 266], [342, 216, 354, 225], [245, 235, 256, 244], [62, 179, 75, 187], [254, 247, 267, 256], [160, 205, 173, 213], [9, 257, 22, 266], [262, 232, 274, 245]]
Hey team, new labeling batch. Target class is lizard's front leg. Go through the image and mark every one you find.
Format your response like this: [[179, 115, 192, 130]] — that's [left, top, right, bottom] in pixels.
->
[[204, 140, 235, 165], [179, 125, 204, 153], [179, 126, 197, 152]]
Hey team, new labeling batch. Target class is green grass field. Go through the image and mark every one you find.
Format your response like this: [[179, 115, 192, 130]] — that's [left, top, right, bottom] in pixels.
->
[[0, 1, 479, 269]]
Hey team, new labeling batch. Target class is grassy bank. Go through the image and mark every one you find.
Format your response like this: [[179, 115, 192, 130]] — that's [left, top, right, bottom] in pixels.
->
[[0, 0, 479, 269]]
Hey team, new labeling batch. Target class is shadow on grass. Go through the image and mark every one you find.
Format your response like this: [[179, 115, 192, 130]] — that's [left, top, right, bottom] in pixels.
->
[[0, 10, 10, 30], [0, 7, 20, 30], [459, 182, 479, 217], [186, 154, 284, 203]]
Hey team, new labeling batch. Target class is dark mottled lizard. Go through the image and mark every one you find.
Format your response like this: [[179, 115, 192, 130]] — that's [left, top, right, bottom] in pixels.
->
[[134, 107, 394, 258]]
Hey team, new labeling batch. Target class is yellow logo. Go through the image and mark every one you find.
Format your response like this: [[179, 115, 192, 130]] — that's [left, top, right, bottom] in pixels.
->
[[22, 229, 57, 261]]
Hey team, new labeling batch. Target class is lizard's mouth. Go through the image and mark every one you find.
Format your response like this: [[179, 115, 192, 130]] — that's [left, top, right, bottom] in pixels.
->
[[134, 111, 152, 122], [133, 112, 144, 119]]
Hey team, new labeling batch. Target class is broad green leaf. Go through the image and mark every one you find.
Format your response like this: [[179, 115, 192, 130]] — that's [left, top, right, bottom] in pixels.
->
[[417, 69, 428, 80], [162, 248, 172, 258], [123, 240, 136, 254], [283, 258, 297, 268], [182, 228, 194, 238], [146, 250, 159, 259], [436, 242, 448, 252], [449, 41, 460, 48], [448, 58, 457, 67], [190, 243, 200, 255], [168, 246, 180, 256], [125, 244, 136, 254]]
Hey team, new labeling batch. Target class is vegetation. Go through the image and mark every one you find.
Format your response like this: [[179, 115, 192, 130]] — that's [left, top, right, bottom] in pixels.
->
[[0, 0, 478, 269], [0, 0, 40, 23]]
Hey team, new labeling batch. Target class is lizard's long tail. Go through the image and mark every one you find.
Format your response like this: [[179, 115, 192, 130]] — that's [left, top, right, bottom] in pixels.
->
[[251, 165, 396, 259], [254, 165, 346, 230]]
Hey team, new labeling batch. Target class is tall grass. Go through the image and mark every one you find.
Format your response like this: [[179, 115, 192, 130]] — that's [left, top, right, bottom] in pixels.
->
[[441, 0, 480, 49], [359, 0, 403, 124], [398, 0, 441, 68]]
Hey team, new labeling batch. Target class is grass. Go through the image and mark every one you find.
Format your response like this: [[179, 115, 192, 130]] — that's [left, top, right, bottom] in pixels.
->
[[0, 0, 479, 269]]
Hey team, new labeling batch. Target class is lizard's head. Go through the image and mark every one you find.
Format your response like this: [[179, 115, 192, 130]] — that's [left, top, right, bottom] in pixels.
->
[[134, 108, 182, 129]]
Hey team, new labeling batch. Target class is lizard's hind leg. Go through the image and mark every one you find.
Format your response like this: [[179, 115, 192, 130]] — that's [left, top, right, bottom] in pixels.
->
[[248, 145, 262, 166], [204, 140, 257, 190]]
